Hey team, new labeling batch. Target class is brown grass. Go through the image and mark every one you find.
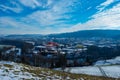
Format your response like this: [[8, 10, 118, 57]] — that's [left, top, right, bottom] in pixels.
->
[[21, 64, 118, 80], [3, 64, 13, 68]]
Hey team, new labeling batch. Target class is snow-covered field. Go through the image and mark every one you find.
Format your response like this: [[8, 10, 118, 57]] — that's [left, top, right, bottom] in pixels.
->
[[0, 61, 117, 80], [58, 65, 120, 78], [62, 66, 102, 76], [94, 56, 120, 66], [0, 61, 67, 80], [0, 61, 41, 80], [101, 66, 120, 78], [55, 56, 120, 78]]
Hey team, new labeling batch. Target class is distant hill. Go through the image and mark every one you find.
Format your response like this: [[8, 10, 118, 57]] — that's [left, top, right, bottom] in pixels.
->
[[48, 30, 120, 39], [2, 30, 120, 39], [4, 34, 43, 39]]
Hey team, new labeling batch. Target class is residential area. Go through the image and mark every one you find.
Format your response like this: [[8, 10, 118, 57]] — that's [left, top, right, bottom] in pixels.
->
[[0, 37, 120, 69]]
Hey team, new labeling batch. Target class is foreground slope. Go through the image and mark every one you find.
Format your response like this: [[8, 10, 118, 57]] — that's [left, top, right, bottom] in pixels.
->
[[0, 61, 117, 80]]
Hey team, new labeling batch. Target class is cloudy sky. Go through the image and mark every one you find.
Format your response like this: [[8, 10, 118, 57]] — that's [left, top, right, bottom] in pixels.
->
[[0, 0, 120, 34]]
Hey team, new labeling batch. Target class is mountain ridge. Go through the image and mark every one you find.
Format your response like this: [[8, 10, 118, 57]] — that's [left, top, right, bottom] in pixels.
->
[[2, 30, 120, 39], [48, 29, 120, 38]]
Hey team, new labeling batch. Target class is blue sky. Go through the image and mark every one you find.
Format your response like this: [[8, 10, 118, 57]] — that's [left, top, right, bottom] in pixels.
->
[[0, 0, 120, 34]]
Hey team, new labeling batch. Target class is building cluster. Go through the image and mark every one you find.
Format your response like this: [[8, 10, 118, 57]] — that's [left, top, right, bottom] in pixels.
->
[[0, 41, 88, 68], [0, 37, 120, 68]]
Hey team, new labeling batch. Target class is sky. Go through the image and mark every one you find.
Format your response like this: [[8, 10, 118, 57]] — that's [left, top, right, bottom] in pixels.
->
[[0, 0, 120, 34]]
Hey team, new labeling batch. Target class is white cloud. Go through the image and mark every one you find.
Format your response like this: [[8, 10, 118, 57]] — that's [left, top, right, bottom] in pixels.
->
[[19, 0, 56, 9], [21, 0, 76, 27], [0, 17, 42, 34], [97, 0, 115, 11], [20, 0, 41, 8], [0, 0, 76, 34], [0, 17, 22, 28], [26, 10, 59, 26], [0, 16, 65, 34], [0, 1, 23, 13], [52, 0, 80, 14], [59, 3, 120, 33], [1, 0, 119, 34], [92, 3, 120, 27], [0, 4, 22, 13], [100, 0, 114, 6]]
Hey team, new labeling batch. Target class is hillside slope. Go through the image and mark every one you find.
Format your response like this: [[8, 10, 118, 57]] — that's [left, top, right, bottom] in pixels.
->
[[48, 30, 120, 38], [0, 61, 116, 80]]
